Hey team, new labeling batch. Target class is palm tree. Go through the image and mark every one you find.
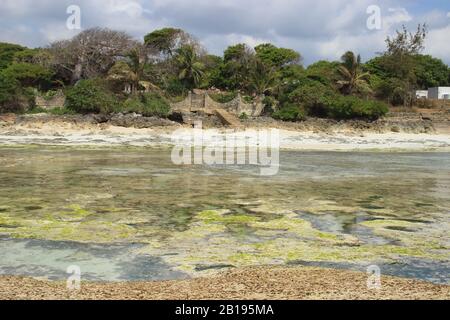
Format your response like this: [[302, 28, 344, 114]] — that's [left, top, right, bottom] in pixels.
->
[[248, 58, 278, 96], [175, 45, 205, 89], [127, 46, 147, 92], [337, 51, 371, 95], [108, 45, 161, 94]]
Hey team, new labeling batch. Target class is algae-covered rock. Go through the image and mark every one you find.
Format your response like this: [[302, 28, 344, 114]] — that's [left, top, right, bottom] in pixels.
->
[[0, 204, 136, 243], [197, 210, 259, 224], [360, 219, 449, 253]]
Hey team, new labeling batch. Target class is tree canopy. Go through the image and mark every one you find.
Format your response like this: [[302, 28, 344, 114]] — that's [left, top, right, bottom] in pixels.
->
[[255, 43, 301, 68], [0, 24, 447, 122], [49, 27, 137, 84], [144, 28, 195, 58], [413, 55, 449, 89], [0, 42, 26, 70], [364, 24, 436, 106]]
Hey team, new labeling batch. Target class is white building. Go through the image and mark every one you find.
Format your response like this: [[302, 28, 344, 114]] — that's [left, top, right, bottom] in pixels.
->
[[428, 87, 450, 100], [416, 90, 428, 99]]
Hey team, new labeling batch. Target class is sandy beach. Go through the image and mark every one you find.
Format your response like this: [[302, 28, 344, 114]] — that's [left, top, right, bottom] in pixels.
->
[[1, 118, 450, 151], [1, 266, 449, 300]]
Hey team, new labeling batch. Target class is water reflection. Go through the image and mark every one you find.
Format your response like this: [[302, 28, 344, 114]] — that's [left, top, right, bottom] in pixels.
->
[[0, 147, 448, 283]]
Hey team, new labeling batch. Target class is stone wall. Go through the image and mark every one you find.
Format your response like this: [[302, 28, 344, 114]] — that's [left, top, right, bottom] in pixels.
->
[[35, 91, 66, 110], [171, 92, 264, 117], [171, 94, 192, 113], [415, 99, 450, 109]]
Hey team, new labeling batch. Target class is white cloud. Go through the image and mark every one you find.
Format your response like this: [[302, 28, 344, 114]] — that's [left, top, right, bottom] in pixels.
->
[[0, 0, 449, 65], [1, 0, 36, 15], [103, 0, 144, 18], [38, 23, 80, 43], [384, 7, 412, 28], [425, 25, 450, 62]]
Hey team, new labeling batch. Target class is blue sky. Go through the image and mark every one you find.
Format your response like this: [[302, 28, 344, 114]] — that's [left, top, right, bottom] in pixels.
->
[[0, 0, 449, 65], [407, 0, 449, 13]]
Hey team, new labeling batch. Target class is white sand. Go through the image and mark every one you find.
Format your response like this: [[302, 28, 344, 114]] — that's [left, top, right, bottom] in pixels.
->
[[0, 124, 449, 151]]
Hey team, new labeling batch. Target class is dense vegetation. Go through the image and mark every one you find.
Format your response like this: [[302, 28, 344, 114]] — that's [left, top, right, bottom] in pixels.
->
[[0, 25, 449, 121]]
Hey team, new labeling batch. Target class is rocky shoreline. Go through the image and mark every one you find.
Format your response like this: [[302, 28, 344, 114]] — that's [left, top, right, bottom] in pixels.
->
[[1, 266, 448, 300], [0, 112, 444, 134], [0, 113, 449, 151]]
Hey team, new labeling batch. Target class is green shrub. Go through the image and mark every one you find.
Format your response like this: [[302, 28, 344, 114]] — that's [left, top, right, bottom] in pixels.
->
[[0, 42, 25, 70], [209, 92, 237, 103], [27, 106, 48, 114], [326, 96, 388, 120], [0, 73, 20, 107], [0, 72, 33, 113], [239, 112, 249, 120], [285, 77, 388, 121], [141, 93, 171, 117], [49, 107, 77, 116], [66, 79, 118, 114], [305, 60, 340, 87], [21, 87, 36, 108], [287, 81, 335, 116], [2, 63, 53, 89], [122, 96, 145, 113], [27, 106, 76, 115], [42, 90, 59, 100], [165, 77, 187, 97], [272, 103, 306, 122], [242, 95, 254, 103], [121, 93, 171, 117], [262, 96, 278, 114]]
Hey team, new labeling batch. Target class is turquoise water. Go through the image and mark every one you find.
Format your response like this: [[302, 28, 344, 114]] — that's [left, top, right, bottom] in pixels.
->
[[0, 146, 448, 283]]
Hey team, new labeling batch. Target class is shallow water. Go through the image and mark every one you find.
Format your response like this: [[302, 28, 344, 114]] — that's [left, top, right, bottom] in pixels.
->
[[0, 146, 449, 283]]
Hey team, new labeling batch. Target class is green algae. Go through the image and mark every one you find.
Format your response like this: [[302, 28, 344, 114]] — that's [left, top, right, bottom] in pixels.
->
[[0, 215, 20, 228], [65, 204, 92, 217], [249, 213, 359, 245], [7, 220, 135, 243], [0, 147, 449, 277], [137, 210, 363, 274], [276, 237, 446, 264], [361, 219, 422, 228], [3, 203, 448, 275], [359, 218, 449, 254], [0, 209, 136, 243], [136, 208, 449, 275], [299, 200, 359, 215], [196, 210, 349, 245], [197, 210, 259, 224]]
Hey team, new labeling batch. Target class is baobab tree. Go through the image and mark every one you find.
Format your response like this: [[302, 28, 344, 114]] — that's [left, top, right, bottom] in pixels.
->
[[49, 27, 137, 84]]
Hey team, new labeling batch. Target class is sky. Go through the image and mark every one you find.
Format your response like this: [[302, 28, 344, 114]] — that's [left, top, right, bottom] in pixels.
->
[[0, 0, 449, 65]]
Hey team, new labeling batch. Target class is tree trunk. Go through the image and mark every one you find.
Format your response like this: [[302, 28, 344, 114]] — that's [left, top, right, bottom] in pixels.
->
[[71, 53, 86, 84], [71, 63, 83, 84]]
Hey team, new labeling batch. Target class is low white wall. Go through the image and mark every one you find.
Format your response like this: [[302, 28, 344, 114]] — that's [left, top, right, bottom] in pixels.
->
[[416, 90, 428, 99], [428, 87, 450, 100]]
